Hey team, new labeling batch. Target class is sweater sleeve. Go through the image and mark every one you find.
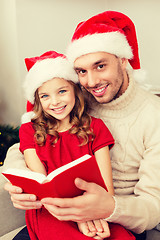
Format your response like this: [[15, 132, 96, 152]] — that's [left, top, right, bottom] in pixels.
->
[[2, 123, 35, 172], [107, 103, 160, 233], [2, 143, 30, 172]]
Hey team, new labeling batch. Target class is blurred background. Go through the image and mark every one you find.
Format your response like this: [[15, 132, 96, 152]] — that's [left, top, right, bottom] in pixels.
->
[[0, 0, 160, 125]]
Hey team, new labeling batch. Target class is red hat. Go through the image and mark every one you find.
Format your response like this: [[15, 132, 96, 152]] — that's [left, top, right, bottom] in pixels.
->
[[66, 11, 140, 70], [24, 51, 78, 104], [22, 51, 78, 123]]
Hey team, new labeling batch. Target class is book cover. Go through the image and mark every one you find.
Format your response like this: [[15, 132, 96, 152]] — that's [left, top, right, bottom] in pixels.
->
[[2, 154, 107, 200]]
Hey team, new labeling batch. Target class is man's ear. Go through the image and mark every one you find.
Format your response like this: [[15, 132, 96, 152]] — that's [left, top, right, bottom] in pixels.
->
[[120, 58, 128, 69]]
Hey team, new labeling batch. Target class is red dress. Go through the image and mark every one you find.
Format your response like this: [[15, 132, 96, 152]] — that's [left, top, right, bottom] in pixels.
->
[[19, 117, 135, 240]]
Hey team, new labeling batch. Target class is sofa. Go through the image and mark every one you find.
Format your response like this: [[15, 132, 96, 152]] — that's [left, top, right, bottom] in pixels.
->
[[0, 167, 26, 239]]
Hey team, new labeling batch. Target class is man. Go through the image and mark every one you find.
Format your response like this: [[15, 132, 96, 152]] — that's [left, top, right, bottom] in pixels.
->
[[4, 11, 160, 240]]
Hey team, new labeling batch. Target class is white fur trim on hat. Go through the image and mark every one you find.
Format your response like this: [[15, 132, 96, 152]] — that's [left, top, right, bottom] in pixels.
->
[[21, 111, 35, 124], [24, 57, 78, 103], [66, 31, 133, 64]]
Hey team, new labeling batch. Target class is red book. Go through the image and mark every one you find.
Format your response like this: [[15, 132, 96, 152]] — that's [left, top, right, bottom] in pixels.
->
[[2, 154, 107, 200]]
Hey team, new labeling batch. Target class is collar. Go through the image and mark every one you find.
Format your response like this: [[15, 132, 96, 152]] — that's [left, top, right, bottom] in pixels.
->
[[92, 71, 146, 118]]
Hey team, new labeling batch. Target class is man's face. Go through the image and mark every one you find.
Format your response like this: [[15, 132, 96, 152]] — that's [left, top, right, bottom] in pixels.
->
[[74, 52, 128, 104]]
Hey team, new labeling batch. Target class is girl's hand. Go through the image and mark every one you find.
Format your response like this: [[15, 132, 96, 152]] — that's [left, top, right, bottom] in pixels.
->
[[4, 182, 42, 210], [77, 221, 97, 238], [94, 219, 110, 239], [77, 219, 110, 239]]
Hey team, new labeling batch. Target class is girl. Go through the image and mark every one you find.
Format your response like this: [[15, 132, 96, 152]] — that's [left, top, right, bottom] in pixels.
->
[[19, 51, 135, 240]]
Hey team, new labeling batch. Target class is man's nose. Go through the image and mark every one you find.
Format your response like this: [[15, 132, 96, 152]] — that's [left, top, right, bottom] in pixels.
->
[[87, 71, 99, 87]]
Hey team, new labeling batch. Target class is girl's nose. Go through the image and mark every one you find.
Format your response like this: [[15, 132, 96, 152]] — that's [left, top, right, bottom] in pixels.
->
[[50, 96, 60, 106]]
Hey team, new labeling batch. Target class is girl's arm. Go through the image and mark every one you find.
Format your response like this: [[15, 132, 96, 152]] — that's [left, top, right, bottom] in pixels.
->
[[94, 146, 114, 195], [24, 149, 47, 176]]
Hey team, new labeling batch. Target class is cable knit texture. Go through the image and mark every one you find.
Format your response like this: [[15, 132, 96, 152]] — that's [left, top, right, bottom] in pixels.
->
[[91, 73, 160, 233]]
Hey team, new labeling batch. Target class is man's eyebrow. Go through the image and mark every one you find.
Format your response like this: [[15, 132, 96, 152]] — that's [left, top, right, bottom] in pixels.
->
[[74, 66, 84, 71], [93, 58, 107, 66]]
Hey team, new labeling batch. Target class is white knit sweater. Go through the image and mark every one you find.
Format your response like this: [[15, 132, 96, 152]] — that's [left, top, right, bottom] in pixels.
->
[[91, 74, 160, 233]]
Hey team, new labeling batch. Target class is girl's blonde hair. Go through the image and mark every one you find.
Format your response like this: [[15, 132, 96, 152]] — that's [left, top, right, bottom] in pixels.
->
[[31, 81, 94, 146]]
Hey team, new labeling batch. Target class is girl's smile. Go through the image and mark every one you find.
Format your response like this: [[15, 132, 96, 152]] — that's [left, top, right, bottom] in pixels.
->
[[49, 105, 67, 114]]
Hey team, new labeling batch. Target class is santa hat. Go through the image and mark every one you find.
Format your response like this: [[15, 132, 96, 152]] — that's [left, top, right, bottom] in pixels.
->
[[22, 50, 78, 123], [24, 51, 78, 104], [66, 11, 141, 73]]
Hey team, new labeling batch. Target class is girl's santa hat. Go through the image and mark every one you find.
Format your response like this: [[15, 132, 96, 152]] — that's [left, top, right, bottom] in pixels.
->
[[24, 51, 78, 104], [66, 11, 143, 77], [22, 51, 78, 123]]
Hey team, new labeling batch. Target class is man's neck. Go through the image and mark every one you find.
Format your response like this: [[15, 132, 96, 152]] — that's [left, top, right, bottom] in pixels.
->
[[115, 70, 129, 99]]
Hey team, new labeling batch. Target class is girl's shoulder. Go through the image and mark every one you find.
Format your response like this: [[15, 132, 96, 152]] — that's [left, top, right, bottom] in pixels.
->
[[90, 116, 105, 127], [90, 116, 108, 132], [19, 121, 35, 134]]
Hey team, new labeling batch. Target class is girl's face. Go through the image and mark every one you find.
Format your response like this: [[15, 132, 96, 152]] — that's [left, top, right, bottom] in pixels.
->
[[38, 78, 75, 128]]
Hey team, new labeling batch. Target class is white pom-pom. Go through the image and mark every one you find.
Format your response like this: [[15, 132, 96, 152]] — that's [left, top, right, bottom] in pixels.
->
[[21, 111, 35, 124], [133, 69, 146, 83], [133, 69, 152, 91]]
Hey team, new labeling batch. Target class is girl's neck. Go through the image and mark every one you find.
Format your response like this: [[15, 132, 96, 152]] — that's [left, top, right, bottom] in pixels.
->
[[57, 122, 72, 133]]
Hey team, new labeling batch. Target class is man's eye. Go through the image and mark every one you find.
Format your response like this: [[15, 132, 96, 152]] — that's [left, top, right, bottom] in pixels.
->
[[97, 64, 104, 69], [78, 70, 86, 75]]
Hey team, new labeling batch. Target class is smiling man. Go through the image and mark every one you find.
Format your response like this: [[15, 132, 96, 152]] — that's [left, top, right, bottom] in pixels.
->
[[74, 52, 128, 103], [63, 11, 160, 240]]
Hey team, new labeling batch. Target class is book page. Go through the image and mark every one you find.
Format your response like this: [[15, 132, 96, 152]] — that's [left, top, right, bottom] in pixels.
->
[[46, 154, 91, 181], [3, 154, 91, 184], [3, 168, 47, 183]]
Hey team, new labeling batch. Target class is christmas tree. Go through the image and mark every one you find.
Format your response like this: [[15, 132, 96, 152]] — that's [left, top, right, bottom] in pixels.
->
[[0, 125, 20, 166]]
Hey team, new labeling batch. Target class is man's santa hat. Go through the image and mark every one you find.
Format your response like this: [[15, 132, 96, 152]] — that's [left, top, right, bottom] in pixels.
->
[[66, 11, 143, 78], [22, 51, 78, 123]]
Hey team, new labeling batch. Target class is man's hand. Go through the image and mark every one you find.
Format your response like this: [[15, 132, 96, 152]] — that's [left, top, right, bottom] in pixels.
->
[[41, 178, 115, 222], [4, 182, 42, 210]]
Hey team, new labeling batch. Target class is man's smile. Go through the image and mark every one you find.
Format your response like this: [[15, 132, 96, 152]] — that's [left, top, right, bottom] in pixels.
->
[[91, 85, 109, 97]]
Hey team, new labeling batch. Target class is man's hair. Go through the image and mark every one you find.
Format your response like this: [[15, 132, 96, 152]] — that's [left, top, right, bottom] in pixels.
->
[[31, 81, 94, 146]]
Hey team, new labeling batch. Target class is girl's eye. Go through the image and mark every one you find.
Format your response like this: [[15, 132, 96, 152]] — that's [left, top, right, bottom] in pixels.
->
[[59, 89, 66, 94], [41, 94, 48, 99]]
